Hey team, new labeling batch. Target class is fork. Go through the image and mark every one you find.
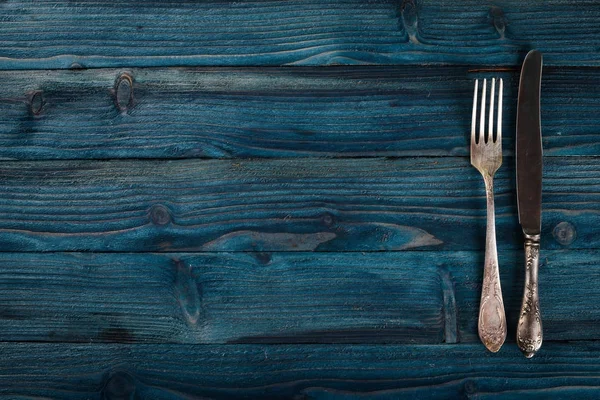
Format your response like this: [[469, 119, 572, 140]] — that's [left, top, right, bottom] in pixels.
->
[[471, 78, 506, 353]]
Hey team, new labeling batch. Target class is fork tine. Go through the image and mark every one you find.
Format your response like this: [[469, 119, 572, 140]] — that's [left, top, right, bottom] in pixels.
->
[[497, 78, 503, 144], [488, 78, 495, 143], [479, 79, 486, 145], [471, 79, 478, 144]]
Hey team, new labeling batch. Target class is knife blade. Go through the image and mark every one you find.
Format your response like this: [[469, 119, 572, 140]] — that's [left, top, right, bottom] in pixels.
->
[[516, 49, 543, 358], [517, 50, 543, 235]]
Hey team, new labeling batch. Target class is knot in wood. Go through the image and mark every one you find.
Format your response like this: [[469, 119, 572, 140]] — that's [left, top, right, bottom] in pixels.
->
[[400, 0, 419, 43], [102, 371, 136, 400], [321, 213, 335, 227], [115, 72, 134, 112], [28, 90, 43, 115], [149, 204, 172, 226], [463, 379, 478, 395], [553, 221, 576, 246], [489, 6, 507, 37]]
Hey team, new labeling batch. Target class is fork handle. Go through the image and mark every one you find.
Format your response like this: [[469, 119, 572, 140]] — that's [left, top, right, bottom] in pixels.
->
[[517, 234, 542, 358], [478, 175, 507, 352]]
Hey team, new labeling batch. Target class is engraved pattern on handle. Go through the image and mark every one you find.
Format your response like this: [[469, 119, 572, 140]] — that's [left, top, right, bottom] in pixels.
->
[[478, 175, 506, 353], [517, 234, 542, 358]]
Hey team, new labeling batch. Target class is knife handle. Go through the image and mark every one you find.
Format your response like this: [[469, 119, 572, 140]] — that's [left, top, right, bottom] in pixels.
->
[[478, 176, 507, 353], [517, 233, 543, 358]]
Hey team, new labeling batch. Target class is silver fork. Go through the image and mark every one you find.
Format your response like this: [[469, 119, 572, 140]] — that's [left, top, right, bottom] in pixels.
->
[[471, 78, 506, 353]]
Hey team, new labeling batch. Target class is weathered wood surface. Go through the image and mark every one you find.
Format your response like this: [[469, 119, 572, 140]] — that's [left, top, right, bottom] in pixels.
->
[[2, 0, 600, 395], [0, 157, 592, 252], [0, 67, 598, 160], [1, 250, 599, 345], [0, 252, 445, 344], [1, 0, 600, 69], [2, 342, 600, 399]]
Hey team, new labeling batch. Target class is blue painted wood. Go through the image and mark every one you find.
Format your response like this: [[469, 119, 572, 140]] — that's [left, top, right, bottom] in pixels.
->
[[1, 250, 599, 344], [0, 67, 597, 159], [1, 342, 600, 399], [1, 0, 600, 393], [0, 252, 444, 344], [1, 0, 600, 69], [0, 157, 592, 252]]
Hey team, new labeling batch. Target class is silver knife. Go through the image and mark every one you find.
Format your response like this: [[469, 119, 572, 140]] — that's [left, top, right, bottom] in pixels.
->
[[516, 50, 543, 358]]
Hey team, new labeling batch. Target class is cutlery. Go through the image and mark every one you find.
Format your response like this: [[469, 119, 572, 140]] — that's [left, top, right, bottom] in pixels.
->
[[516, 49, 544, 358], [471, 77, 507, 352]]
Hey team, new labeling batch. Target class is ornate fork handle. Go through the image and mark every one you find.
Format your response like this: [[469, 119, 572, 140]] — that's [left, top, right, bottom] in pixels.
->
[[478, 175, 506, 352], [517, 234, 542, 358]]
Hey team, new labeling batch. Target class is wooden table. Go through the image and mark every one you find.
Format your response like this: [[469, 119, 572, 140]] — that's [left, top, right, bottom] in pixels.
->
[[1, 1, 599, 398]]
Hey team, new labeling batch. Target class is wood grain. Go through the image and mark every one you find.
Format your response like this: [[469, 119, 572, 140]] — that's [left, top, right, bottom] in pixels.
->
[[1, 0, 600, 69], [2, 342, 600, 399], [2, 0, 599, 392], [0, 157, 594, 252], [0, 252, 444, 344], [0, 67, 598, 159], [1, 250, 599, 344]]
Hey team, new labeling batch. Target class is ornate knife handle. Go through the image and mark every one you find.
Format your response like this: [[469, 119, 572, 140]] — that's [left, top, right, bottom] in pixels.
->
[[517, 233, 542, 358], [478, 176, 506, 352]]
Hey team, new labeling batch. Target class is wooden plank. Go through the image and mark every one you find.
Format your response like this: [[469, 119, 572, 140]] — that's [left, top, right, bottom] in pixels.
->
[[1, 250, 600, 344], [0, 66, 598, 159], [0, 252, 444, 344], [1, 0, 600, 69], [454, 249, 600, 344], [0, 157, 594, 252], [2, 342, 600, 399]]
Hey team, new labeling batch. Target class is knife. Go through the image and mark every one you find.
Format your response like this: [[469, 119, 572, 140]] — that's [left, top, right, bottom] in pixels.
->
[[516, 50, 543, 358]]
